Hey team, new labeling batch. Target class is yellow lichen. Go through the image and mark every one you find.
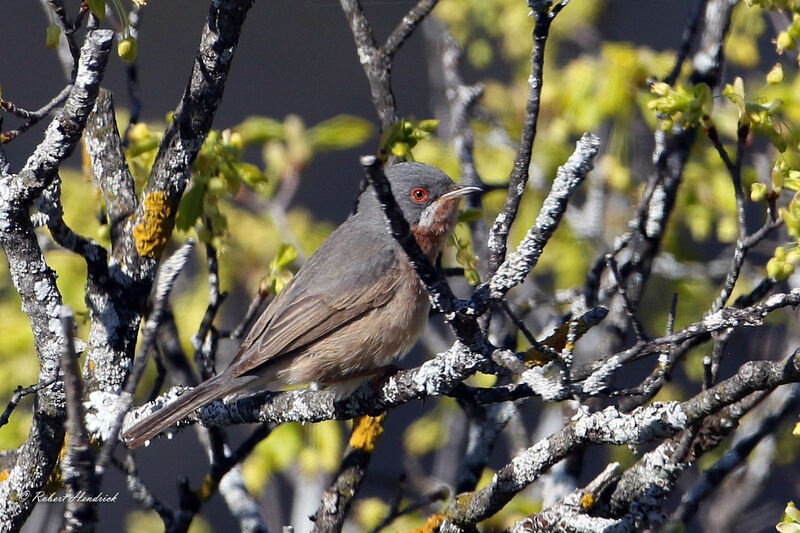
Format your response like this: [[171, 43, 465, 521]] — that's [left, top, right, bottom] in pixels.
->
[[406, 513, 444, 533], [349, 414, 386, 452], [133, 191, 172, 257], [195, 474, 216, 503], [580, 492, 595, 509], [0, 470, 8, 482]]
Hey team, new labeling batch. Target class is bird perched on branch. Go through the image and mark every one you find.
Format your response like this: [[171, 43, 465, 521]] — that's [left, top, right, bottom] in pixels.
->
[[123, 162, 479, 448]]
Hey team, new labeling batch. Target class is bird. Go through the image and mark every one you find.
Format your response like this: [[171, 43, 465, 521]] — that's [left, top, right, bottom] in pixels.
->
[[123, 162, 480, 448]]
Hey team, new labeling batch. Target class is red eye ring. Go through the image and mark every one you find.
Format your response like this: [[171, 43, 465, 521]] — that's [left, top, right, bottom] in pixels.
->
[[410, 187, 429, 203]]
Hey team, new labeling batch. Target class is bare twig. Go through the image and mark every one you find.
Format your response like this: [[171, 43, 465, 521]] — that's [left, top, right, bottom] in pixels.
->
[[663, 0, 710, 85], [606, 254, 648, 340], [339, 0, 440, 128], [486, 1, 563, 278], [0, 379, 58, 430], [0, 85, 72, 144]]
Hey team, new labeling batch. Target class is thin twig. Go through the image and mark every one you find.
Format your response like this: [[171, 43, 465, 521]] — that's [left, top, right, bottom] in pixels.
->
[[61, 306, 99, 532], [0, 379, 58, 430], [606, 254, 648, 341], [0, 85, 73, 144], [486, 1, 560, 277], [664, 0, 710, 85], [383, 0, 440, 59]]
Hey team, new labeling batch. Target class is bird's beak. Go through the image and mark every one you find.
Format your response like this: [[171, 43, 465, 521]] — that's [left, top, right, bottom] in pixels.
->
[[439, 186, 483, 200]]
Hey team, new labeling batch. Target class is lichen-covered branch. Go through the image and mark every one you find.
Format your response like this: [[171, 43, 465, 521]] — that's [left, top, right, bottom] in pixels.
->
[[481, 133, 600, 303], [486, 1, 561, 277], [0, 29, 112, 532], [440, 349, 800, 528], [84, 89, 138, 249], [312, 415, 386, 532], [82, 0, 253, 397], [13, 30, 113, 205], [576, 288, 800, 390]]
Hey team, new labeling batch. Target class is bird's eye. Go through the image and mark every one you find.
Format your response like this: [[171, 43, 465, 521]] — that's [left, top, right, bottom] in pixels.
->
[[410, 187, 429, 203]]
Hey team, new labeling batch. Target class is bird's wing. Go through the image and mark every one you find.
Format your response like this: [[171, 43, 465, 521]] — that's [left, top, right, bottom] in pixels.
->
[[227, 220, 401, 377]]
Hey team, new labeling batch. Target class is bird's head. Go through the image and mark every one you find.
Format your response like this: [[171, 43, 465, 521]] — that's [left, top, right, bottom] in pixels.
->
[[360, 162, 480, 257]]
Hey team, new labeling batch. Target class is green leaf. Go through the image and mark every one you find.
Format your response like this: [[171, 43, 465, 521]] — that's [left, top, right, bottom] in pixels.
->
[[235, 116, 285, 144], [86, 0, 106, 20], [175, 184, 205, 231], [379, 117, 438, 159], [270, 243, 297, 270], [234, 161, 267, 187], [45, 25, 61, 50], [308, 115, 374, 151]]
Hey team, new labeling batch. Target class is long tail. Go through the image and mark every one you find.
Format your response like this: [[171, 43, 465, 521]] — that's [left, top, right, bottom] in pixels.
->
[[123, 373, 253, 448]]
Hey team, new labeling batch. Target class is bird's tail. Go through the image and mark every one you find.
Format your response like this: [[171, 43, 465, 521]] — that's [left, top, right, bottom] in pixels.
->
[[123, 373, 253, 448]]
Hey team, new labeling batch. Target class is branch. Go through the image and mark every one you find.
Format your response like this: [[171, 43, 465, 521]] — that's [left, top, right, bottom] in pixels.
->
[[82, 0, 253, 397], [383, 0, 440, 59], [663, 0, 709, 85], [84, 88, 138, 250], [455, 403, 516, 493], [125, 341, 494, 431], [577, 289, 800, 391], [312, 415, 386, 532], [441, 349, 800, 528], [594, 0, 735, 308], [0, 29, 112, 532], [339, 0, 440, 128], [60, 307, 99, 532], [39, 176, 108, 271], [481, 133, 600, 303], [486, 1, 562, 277], [115, 0, 253, 281], [92, 240, 195, 477], [0, 84, 72, 144], [0, 379, 58, 430], [14, 30, 113, 206], [512, 463, 622, 533]]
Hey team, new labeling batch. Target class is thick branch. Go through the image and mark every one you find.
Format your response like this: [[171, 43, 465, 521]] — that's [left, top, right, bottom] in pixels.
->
[[14, 30, 113, 206], [0, 29, 112, 532], [312, 415, 386, 532], [115, 0, 253, 282], [84, 89, 138, 250], [83, 0, 253, 396]]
